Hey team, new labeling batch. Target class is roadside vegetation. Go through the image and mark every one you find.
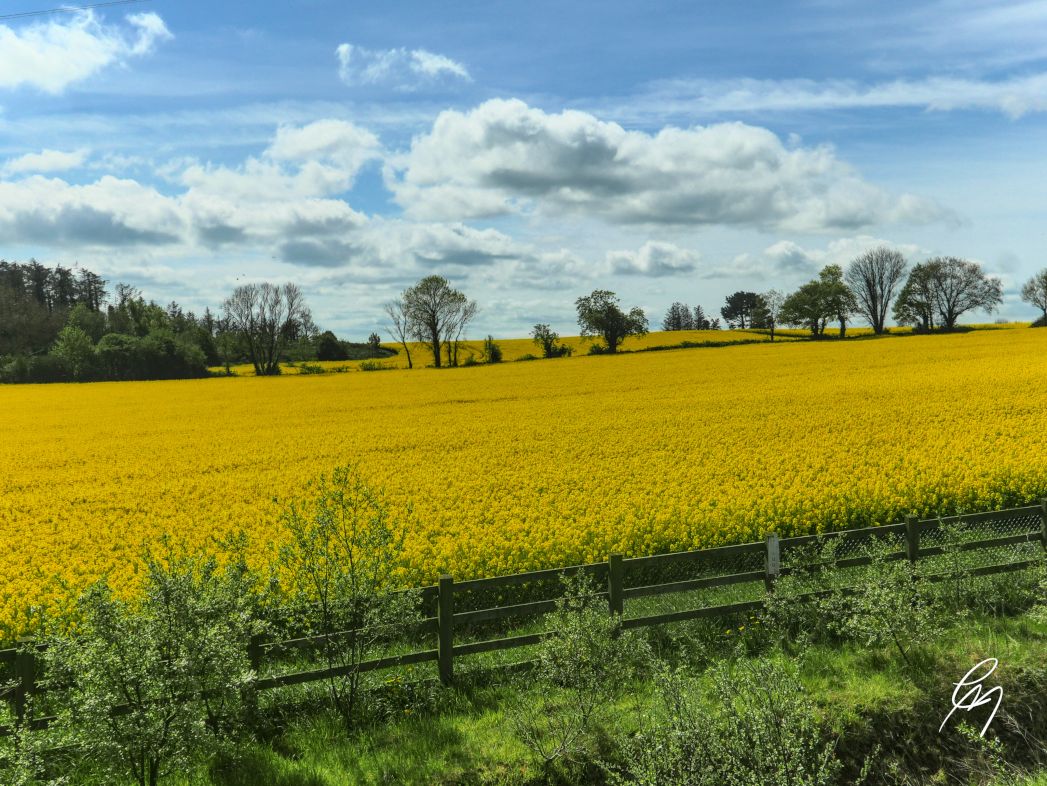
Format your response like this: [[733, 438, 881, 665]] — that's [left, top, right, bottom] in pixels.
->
[[3, 467, 1047, 785]]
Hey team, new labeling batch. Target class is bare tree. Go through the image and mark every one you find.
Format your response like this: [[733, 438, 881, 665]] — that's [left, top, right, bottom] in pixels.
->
[[1021, 269, 1047, 325], [924, 256, 1003, 329], [383, 298, 413, 369], [402, 276, 476, 368], [222, 282, 312, 376], [845, 248, 907, 334], [443, 296, 478, 367]]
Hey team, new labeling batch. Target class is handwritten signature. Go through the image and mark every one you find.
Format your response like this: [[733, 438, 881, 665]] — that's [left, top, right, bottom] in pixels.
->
[[939, 658, 1003, 738]]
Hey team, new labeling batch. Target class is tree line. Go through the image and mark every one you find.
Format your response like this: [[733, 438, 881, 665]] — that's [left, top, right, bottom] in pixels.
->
[[661, 248, 1045, 343], [3, 247, 1044, 383]]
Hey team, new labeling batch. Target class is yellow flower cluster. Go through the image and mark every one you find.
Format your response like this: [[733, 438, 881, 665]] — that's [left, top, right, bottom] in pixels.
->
[[3, 328, 1047, 638]]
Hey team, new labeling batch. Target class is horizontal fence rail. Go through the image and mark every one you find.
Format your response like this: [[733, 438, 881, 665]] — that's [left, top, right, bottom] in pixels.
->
[[2, 501, 1045, 735]]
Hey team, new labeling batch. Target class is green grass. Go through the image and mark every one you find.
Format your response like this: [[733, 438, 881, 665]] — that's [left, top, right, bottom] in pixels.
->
[[157, 608, 1047, 786]]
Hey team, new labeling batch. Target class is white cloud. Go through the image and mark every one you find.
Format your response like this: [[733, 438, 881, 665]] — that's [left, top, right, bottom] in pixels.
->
[[703, 235, 930, 280], [266, 119, 382, 172], [0, 121, 533, 284], [0, 11, 171, 93], [319, 220, 526, 272], [336, 43, 470, 90], [0, 174, 185, 247], [178, 119, 381, 202], [387, 98, 944, 232], [639, 73, 1047, 119], [3, 148, 88, 174], [608, 241, 699, 277]]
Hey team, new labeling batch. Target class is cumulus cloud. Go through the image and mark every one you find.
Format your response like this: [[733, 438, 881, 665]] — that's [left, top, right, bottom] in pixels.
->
[[608, 241, 699, 276], [178, 119, 381, 202], [638, 73, 1047, 120], [0, 175, 184, 247], [3, 148, 88, 174], [0, 120, 535, 284], [0, 11, 171, 93], [387, 98, 944, 232], [266, 119, 382, 173], [336, 43, 470, 90], [0, 120, 380, 254]]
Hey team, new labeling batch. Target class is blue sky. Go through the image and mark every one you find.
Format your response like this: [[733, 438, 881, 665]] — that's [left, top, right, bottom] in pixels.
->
[[2, 0, 1047, 336]]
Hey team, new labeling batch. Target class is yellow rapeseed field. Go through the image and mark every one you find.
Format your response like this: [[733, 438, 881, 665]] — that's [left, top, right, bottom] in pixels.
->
[[3, 328, 1047, 638]]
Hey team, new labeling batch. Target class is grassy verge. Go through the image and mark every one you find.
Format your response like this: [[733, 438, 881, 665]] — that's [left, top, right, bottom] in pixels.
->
[[162, 610, 1047, 786]]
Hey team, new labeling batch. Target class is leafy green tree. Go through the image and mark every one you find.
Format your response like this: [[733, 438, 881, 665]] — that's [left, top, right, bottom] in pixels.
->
[[720, 291, 761, 329], [575, 290, 648, 353], [895, 257, 1002, 330], [662, 302, 695, 331], [316, 330, 348, 361], [780, 282, 831, 337], [531, 323, 570, 358], [692, 305, 712, 330], [67, 303, 106, 343], [51, 325, 96, 381], [483, 335, 502, 363], [893, 262, 937, 331], [40, 541, 262, 786], [818, 264, 856, 337], [401, 276, 476, 368], [367, 332, 382, 357], [96, 333, 141, 380]]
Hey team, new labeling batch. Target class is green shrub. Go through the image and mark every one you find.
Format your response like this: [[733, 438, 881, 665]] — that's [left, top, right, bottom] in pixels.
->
[[358, 360, 391, 372], [820, 537, 945, 672], [511, 572, 649, 776], [277, 466, 421, 731], [296, 363, 324, 375], [483, 335, 502, 363], [38, 539, 263, 786], [609, 658, 841, 786], [515, 353, 539, 362]]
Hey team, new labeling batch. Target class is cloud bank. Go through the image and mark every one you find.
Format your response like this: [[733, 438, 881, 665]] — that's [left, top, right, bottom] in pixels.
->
[[386, 99, 943, 232]]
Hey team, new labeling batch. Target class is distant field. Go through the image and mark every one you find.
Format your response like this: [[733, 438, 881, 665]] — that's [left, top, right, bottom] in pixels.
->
[[210, 329, 794, 375], [3, 328, 1047, 638]]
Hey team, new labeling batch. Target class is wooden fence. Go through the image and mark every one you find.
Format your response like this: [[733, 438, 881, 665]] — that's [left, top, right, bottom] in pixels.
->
[[3, 501, 1046, 733]]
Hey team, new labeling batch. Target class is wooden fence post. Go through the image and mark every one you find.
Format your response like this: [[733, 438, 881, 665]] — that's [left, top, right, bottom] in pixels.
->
[[13, 639, 36, 726], [905, 515, 920, 564], [245, 633, 264, 722], [437, 575, 454, 686], [1040, 499, 1047, 553], [608, 554, 625, 617], [764, 534, 780, 592]]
